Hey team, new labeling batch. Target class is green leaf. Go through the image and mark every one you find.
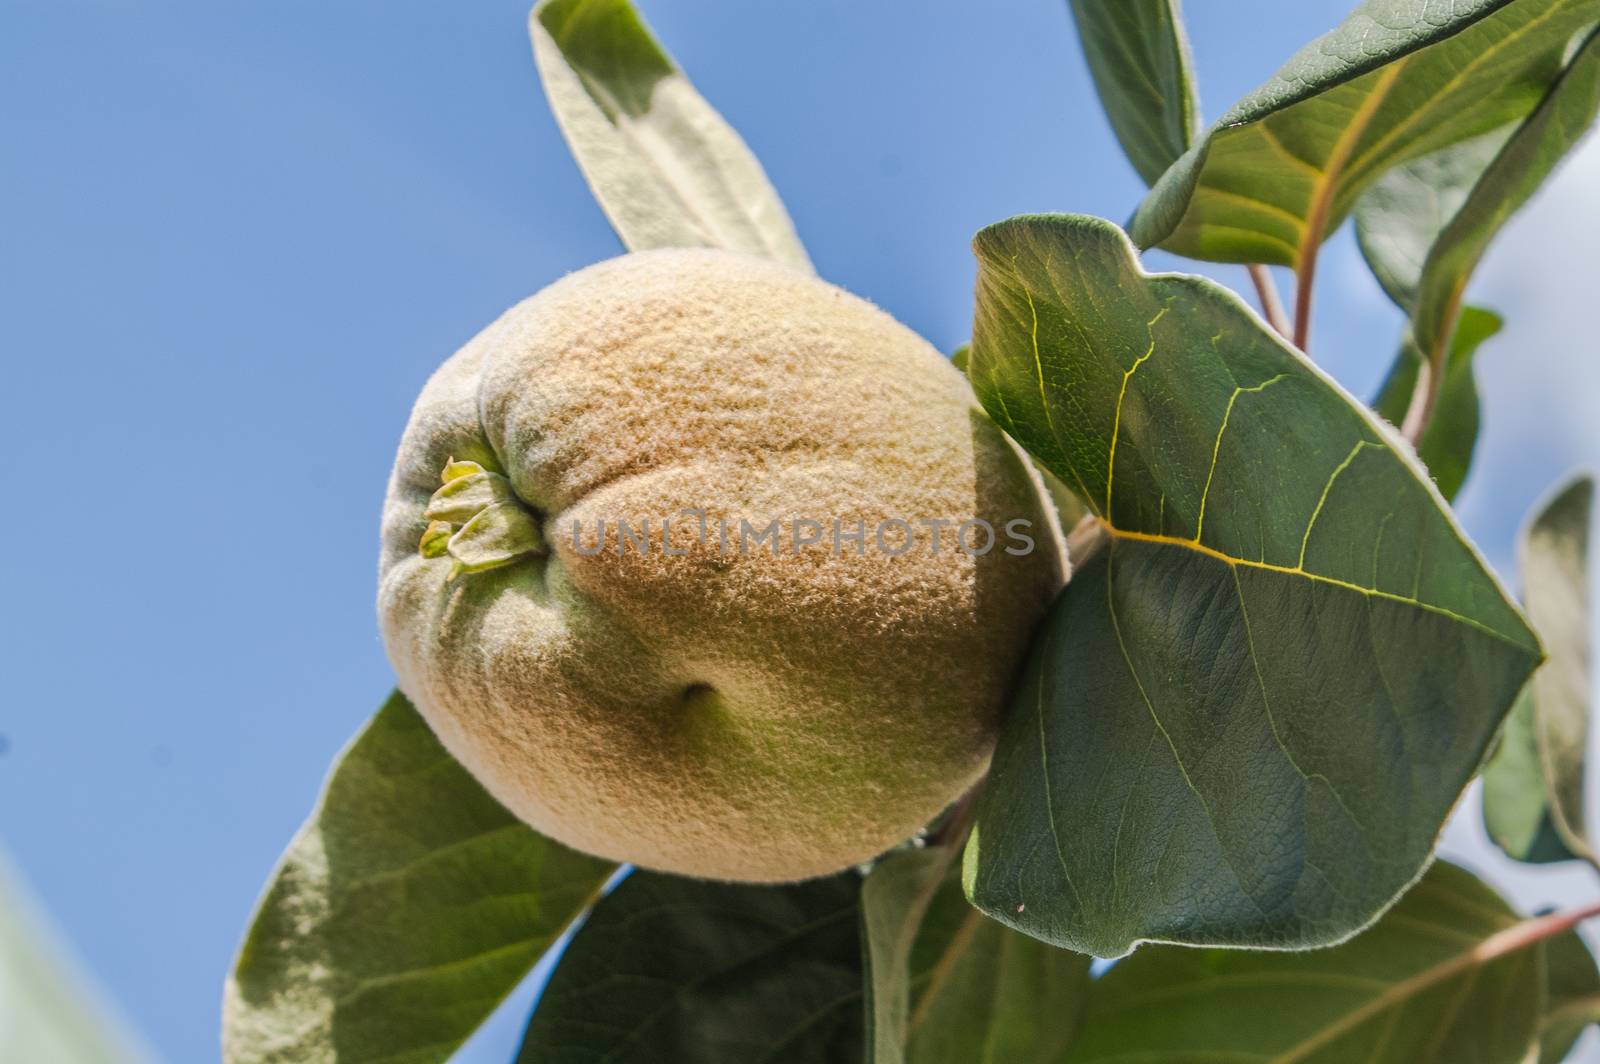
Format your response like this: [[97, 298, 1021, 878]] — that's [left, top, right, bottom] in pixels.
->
[[224, 691, 615, 1064], [1539, 929, 1600, 1062], [1128, 0, 1594, 266], [1483, 685, 1582, 864], [1, 850, 146, 1064], [1067, 0, 1200, 185], [1355, 130, 1515, 311], [1062, 862, 1542, 1064], [1523, 475, 1597, 857], [963, 213, 1539, 956], [1483, 476, 1595, 867], [862, 851, 1090, 1064], [954, 341, 1089, 531], [1410, 27, 1600, 380], [516, 870, 864, 1063], [1359, 32, 1599, 470], [530, 0, 812, 272], [862, 848, 951, 1064], [1370, 305, 1503, 501]]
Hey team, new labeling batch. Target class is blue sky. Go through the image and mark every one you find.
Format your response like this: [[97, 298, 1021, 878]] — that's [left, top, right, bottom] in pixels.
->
[[3, 2, 1598, 1061]]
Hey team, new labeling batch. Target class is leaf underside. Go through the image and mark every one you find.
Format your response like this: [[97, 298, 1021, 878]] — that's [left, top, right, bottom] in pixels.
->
[[1067, 0, 1199, 186], [862, 849, 1090, 1064], [1523, 476, 1597, 855], [223, 692, 615, 1064], [1483, 685, 1582, 864], [1407, 26, 1600, 365], [1355, 129, 1516, 312], [963, 214, 1539, 957], [1360, 26, 1600, 499], [1130, 0, 1598, 265], [530, 0, 812, 271]]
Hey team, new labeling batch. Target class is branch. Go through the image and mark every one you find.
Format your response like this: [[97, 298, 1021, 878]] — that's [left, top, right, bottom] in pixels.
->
[[1400, 286, 1466, 446], [1248, 264, 1292, 340]]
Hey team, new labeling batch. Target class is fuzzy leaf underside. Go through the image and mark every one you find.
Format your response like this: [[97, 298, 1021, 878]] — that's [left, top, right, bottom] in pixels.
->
[[1523, 476, 1596, 856], [223, 692, 615, 1064], [862, 849, 1090, 1064], [530, 0, 812, 271]]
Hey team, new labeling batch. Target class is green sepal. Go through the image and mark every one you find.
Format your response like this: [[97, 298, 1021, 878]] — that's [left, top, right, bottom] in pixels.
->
[[440, 457, 487, 484], [447, 501, 547, 573], [418, 520, 454, 559], [424, 471, 519, 524]]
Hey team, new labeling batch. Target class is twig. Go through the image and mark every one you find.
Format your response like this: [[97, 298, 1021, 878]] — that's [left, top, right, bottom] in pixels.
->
[[1247, 264, 1292, 340], [1399, 287, 1465, 446], [1399, 359, 1435, 445], [1471, 901, 1600, 966]]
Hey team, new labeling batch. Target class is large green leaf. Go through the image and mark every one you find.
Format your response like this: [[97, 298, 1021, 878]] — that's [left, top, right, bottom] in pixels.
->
[[1062, 862, 1542, 1064], [516, 869, 864, 1063], [1370, 305, 1503, 501], [530, 0, 812, 272], [1, 850, 145, 1064], [1522, 476, 1596, 857], [1066, 0, 1199, 186], [1539, 929, 1600, 1063], [1128, 0, 1596, 267], [962, 213, 1540, 957], [223, 692, 615, 1064]]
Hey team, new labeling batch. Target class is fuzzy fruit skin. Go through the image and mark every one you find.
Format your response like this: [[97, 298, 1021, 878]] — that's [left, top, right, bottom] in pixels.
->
[[379, 249, 1066, 882]]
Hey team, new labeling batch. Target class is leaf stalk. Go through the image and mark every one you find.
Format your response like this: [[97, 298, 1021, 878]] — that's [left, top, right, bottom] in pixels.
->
[[1248, 264, 1292, 339]]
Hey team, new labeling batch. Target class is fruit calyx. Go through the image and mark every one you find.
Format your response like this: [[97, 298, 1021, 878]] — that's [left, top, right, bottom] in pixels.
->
[[418, 458, 546, 576]]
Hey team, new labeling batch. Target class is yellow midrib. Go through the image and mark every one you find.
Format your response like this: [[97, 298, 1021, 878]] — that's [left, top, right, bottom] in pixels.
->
[[1096, 520, 1530, 651]]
